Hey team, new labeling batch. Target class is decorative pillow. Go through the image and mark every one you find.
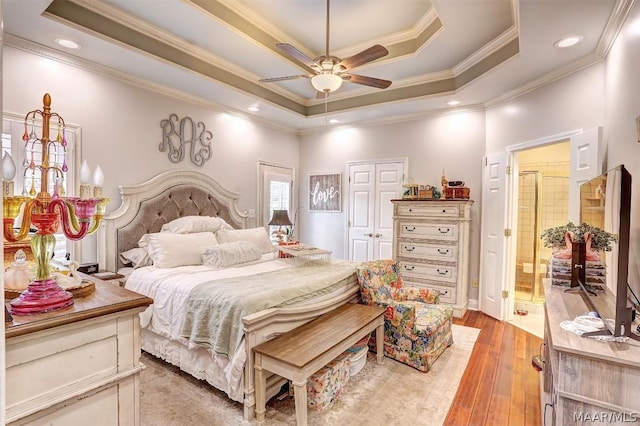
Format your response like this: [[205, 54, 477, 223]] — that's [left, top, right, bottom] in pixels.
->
[[201, 241, 262, 269], [119, 247, 153, 269], [138, 232, 218, 268], [160, 215, 234, 234], [216, 227, 274, 254]]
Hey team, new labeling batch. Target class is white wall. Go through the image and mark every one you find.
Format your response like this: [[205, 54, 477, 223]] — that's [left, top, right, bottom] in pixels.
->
[[298, 111, 485, 300], [3, 46, 299, 262], [486, 63, 605, 154], [604, 4, 640, 299]]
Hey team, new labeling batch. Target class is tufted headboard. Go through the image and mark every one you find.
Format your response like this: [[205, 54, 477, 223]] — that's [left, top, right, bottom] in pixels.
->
[[98, 170, 248, 272]]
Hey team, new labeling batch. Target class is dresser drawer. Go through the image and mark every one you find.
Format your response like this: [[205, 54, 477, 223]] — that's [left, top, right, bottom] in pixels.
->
[[403, 279, 456, 304], [398, 222, 458, 241], [396, 204, 459, 217], [399, 261, 457, 284], [398, 241, 458, 262], [6, 319, 118, 411]]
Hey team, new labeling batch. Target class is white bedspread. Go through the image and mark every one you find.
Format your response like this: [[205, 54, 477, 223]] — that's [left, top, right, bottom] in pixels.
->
[[125, 254, 357, 401]]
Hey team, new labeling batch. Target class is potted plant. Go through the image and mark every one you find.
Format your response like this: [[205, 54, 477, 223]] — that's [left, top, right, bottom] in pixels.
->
[[540, 222, 616, 261]]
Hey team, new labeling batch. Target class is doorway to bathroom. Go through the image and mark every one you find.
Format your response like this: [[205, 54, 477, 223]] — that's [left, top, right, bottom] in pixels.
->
[[512, 142, 570, 337]]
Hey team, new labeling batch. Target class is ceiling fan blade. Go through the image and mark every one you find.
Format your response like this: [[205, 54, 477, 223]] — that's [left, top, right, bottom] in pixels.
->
[[276, 43, 321, 72], [259, 74, 311, 83], [342, 73, 392, 89], [339, 45, 389, 70]]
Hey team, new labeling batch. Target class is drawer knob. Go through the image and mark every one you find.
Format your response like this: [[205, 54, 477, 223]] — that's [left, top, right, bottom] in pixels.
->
[[409, 208, 413, 212], [436, 268, 449, 275], [442, 209, 446, 213], [404, 265, 415, 271], [404, 246, 415, 252], [438, 227, 450, 234], [405, 226, 416, 232], [439, 290, 449, 295], [437, 248, 450, 255]]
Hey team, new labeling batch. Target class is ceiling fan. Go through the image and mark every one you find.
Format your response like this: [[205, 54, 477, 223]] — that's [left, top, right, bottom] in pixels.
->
[[259, 0, 392, 95]]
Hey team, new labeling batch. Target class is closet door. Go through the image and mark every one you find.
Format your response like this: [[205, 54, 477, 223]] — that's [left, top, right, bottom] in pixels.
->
[[347, 161, 404, 262]]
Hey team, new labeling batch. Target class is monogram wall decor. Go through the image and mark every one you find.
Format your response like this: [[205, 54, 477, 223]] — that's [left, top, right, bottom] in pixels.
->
[[159, 114, 212, 167], [309, 173, 341, 212]]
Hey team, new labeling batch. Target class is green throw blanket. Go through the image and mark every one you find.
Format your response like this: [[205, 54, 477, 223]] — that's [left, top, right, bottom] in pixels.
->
[[180, 259, 358, 358]]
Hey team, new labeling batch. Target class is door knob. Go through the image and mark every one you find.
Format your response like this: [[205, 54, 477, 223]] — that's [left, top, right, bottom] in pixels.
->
[[374, 233, 382, 238], [364, 233, 373, 237]]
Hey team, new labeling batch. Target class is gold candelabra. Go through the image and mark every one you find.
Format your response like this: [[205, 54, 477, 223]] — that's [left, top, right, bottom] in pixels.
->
[[2, 93, 109, 315]]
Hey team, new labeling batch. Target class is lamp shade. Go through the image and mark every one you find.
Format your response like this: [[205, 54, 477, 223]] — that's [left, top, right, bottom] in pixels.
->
[[268, 210, 293, 226], [311, 73, 343, 93]]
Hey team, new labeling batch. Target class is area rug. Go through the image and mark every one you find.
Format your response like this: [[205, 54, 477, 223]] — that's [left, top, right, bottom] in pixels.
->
[[140, 324, 480, 425]]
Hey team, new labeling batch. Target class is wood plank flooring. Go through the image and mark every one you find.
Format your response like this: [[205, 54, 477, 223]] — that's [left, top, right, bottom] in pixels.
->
[[445, 310, 543, 426]]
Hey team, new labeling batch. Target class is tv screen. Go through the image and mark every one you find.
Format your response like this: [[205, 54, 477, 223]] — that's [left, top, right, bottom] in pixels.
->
[[579, 164, 638, 340]]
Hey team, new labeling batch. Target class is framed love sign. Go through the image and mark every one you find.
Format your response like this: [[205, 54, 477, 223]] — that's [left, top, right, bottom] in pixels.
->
[[309, 173, 341, 212]]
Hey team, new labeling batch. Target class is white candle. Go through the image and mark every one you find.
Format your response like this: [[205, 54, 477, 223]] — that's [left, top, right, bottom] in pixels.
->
[[93, 164, 104, 197], [2, 152, 17, 197], [79, 159, 91, 199]]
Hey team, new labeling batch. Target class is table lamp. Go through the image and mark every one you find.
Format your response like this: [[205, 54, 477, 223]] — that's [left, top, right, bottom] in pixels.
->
[[268, 210, 292, 242]]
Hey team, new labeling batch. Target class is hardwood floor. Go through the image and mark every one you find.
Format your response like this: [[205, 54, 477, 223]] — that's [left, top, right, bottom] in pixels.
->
[[445, 310, 543, 426]]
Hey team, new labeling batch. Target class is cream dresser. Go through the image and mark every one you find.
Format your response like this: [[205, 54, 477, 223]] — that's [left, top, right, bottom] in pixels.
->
[[5, 278, 152, 425], [391, 199, 473, 317]]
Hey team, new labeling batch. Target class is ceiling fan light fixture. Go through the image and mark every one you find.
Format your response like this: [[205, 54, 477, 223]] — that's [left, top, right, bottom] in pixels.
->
[[311, 73, 343, 93]]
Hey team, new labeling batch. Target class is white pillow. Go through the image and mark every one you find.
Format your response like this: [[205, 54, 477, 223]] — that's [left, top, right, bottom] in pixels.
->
[[216, 227, 274, 254], [160, 215, 234, 234], [138, 232, 218, 268], [201, 241, 262, 269], [119, 247, 153, 269]]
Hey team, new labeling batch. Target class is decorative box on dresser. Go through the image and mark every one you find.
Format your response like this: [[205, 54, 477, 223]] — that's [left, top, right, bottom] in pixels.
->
[[4, 277, 152, 425], [391, 199, 473, 318], [542, 279, 640, 425]]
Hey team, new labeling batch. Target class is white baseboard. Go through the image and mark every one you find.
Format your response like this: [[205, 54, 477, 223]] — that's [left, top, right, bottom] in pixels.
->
[[467, 298, 479, 311]]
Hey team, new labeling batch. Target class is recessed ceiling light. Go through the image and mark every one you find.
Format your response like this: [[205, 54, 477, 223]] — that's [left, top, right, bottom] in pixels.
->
[[55, 38, 80, 49], [447, 100, 461, 106], [247, 106, 259, 112], [554, 36, 583, 48]]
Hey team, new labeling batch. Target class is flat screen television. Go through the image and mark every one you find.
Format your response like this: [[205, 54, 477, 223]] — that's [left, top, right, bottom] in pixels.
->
[[578, 164, 639, 341]]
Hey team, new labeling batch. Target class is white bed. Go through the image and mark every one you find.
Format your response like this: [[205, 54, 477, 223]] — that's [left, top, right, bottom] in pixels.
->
[[98, 170, 359, 420]]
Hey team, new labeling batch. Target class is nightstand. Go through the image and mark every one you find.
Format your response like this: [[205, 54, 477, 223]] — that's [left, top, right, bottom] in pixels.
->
[[91, 270, 127, 287]]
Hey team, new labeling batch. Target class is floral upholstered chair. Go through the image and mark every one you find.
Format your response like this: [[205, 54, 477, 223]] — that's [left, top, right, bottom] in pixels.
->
[[356, 259, 454, 372]]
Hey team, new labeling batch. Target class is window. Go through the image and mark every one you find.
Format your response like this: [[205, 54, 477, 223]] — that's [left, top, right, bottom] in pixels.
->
[[258, 162, 295, 239], [2, 116, 79, 259]]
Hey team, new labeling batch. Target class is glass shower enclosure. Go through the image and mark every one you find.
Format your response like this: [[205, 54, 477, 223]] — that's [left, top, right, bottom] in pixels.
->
[[515, 172, 570, 303]]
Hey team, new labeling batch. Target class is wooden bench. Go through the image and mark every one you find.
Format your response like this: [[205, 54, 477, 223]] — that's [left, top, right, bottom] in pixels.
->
[[253, 303, 385, 425]]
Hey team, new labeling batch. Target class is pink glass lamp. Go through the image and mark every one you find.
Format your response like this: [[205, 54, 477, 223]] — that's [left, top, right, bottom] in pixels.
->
[[2, 93, 109, 315]]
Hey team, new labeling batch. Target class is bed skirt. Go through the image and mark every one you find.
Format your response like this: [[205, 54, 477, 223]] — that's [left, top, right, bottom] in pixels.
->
[[141, 329, 246, 402]]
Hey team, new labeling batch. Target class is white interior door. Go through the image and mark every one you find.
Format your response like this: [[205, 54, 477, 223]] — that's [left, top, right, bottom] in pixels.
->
[[374, 163, 404, 259], [480, 127, 603, 320], [348, 164, 375, 262], [569, 127, 603, 222], [347, 161, 404, 261], [480, 152, 508, 320]]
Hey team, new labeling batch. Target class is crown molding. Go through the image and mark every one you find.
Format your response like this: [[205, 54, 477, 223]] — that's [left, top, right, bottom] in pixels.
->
[[298, 103, 486, 137], [484, 51, 603, 110], [595, 0, 636, 57], [453, 27, 519, 76], [4, 34, 298, 135]]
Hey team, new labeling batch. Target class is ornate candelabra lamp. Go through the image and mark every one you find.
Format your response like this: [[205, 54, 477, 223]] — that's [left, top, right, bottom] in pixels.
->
[[2, 93, 109, 315]]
